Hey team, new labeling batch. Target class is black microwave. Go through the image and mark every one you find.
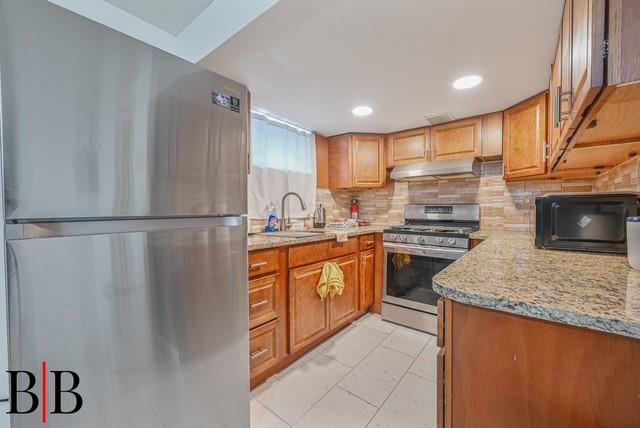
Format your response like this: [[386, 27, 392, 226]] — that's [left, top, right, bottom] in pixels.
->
[[535, 193, 639, 254]]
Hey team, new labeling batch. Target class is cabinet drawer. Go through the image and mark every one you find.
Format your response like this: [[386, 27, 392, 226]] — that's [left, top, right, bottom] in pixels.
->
[[327, 238, 358, 259], [249, 319, 280, 375], [249, 274, 279, 329], [249, 248, 280, 278], [359, 234, 375, 251]]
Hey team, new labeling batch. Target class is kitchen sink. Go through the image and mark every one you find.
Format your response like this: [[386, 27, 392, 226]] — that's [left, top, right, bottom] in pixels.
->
[[256, 230, 326, 238]]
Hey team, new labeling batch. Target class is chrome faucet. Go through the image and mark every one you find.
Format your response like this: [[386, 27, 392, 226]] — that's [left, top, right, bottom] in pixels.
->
[[281, 192, 307, 230]]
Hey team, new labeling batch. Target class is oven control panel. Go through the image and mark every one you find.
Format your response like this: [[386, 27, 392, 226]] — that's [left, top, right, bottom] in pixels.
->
[[383, 233, 469, 249]]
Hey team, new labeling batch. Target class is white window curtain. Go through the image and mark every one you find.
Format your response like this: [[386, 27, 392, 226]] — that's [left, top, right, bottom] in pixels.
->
[[249, 111, 316, 220]]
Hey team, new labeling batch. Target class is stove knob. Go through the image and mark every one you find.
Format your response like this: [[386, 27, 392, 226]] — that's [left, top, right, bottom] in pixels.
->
[[400, 235, 408, 242], [447, 238, 457, 246], [435, 237, 444, 245], [390, 234, 398, 241], [417, 236, 426, 245]]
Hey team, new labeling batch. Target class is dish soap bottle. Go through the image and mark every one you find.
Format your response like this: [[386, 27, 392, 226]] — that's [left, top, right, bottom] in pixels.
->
[[264, 201, 279, 232]]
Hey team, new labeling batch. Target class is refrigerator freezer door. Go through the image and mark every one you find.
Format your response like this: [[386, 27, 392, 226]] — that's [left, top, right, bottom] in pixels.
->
[[0, 0, 248, 220], [6, 217, 249, 428]]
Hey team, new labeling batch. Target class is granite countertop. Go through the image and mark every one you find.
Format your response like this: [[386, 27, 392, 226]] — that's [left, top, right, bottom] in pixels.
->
[[248, 224, 389, 251], [433, 230, 640, 340]]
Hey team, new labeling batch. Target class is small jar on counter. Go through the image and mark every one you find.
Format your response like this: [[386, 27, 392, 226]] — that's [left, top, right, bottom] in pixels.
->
[[628, 217, 640, 269]]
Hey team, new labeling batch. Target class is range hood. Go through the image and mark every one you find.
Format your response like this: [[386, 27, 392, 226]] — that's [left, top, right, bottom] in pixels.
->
[[390, 158, 480, 181]]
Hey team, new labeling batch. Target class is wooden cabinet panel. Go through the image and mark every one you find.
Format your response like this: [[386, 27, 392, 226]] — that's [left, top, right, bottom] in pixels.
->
[[359, 249, 374, 311], [445, 300, 640, 427], [431, 117, 482, 160], [289, 262, 331, 353], [328, 255, 359, 329], [480, 112, 503, 159], [328, 135, 353, 189], [315, 134, 329, 188], [249, 274, 280, 329], [503, 93, 548, 180], [359, 234, 375, 251], [249, 249, 280, 278], [560, 0, 573, 140], [289, 238, 357, 268], [354, 135, 385, 187], [250, 319, 283, 379], [387, 128, 430, 166], [549, 34, 563, 169]]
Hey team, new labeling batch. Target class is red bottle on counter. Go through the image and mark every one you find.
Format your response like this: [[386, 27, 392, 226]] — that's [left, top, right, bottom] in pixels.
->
[[351, 198, 359, 220]]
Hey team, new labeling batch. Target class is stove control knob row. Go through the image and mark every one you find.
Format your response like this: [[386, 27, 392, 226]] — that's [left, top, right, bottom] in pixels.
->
[[390, 234, 398, 241], [434, 237, 444, 245], [447, 238, 457, 246], [399, 235, 408, 242], [417, 237, 426, 245]]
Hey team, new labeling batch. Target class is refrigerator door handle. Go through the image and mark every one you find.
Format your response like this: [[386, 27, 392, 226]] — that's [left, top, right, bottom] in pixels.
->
[[5, 216, 247, 240]]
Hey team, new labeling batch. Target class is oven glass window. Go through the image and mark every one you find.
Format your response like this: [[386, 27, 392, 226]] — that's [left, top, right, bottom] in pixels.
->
[[385, 252, 454, 307]]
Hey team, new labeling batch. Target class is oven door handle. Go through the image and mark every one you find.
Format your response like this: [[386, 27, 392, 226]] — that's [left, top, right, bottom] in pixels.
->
[[383, 242, 467, 260]]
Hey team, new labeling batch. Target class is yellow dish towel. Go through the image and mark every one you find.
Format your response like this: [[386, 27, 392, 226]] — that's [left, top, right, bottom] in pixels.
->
[[316, 262, 345, 300]]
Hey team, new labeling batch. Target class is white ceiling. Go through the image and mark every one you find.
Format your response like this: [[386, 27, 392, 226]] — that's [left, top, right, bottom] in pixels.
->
[[48, 0, 279, 63], [103, 0, 216, 35], [200, 0, 564, 136]]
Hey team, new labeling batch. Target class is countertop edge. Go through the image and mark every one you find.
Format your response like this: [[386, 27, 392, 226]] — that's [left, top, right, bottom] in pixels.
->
[[248, 226, 387, 251], [433, 280, 640, 340]]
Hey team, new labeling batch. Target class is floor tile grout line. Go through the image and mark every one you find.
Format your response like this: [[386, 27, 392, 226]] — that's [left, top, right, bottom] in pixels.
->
[[253, 400, 292, 427], [364, 358, 415, 427], [284, 350, 366, 426]]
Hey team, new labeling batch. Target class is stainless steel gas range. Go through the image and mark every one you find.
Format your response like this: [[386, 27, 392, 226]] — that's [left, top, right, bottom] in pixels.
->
[[382, 204, 480, 333]]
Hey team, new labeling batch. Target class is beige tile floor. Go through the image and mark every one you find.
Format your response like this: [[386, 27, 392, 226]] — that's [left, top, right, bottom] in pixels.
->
[[250, 314, 438, 428]]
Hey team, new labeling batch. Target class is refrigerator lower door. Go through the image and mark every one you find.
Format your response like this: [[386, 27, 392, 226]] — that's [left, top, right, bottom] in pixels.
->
[[6, 217, 249, 428]]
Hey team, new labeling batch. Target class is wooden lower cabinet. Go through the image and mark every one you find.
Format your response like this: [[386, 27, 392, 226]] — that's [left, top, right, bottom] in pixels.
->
[[289, 254, 359, 353], [359, 249, 374, 310], [249, 319, 283, 380], [438, 298, 640, 428]]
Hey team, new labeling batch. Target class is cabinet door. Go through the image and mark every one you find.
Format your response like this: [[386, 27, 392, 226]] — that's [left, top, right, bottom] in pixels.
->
[[503, 93, 548, 180], [329, 255, 359, 330], [359, 249, 375, 310], [431, 118, 482, 160], [480, 112, 503, 159], [387, 128, 430, 166], [560, 0, 573, 138], [289, 263, 330, 353], [328, 135, 353, 188], [549, 35, 563, 168], [353, 135, 385, 188]]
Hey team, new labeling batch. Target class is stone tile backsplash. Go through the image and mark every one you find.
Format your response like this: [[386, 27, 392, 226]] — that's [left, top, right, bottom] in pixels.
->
[[317, 161, 594, 232], [593, 156, 640, 192]]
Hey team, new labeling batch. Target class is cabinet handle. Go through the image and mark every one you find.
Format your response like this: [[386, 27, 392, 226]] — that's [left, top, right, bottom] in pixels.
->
[[250, 348, 269, 360], [249, 261, 268, 271], [250, 299, 269, 310]]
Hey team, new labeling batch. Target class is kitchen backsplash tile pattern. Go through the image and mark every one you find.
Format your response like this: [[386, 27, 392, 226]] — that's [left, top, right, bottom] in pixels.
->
[[593, 156, 640, 192], [318, 161, 594, 232]]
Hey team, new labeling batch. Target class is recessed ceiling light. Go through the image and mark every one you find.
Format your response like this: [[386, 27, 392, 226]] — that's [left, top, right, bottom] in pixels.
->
[[352, 105, 373, 116], [452, 75, 483, 90]]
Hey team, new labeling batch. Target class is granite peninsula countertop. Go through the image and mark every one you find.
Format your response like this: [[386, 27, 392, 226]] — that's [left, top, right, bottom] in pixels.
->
[[434, 230, 640, 340], [248, 224, 389, 251]]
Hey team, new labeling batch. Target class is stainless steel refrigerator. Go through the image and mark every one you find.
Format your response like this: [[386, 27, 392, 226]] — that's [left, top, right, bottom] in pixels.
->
[[0, 0, 250, 427]]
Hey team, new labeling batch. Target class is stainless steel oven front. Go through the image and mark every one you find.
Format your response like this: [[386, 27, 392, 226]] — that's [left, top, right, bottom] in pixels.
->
[[383, 242, 466, 314]]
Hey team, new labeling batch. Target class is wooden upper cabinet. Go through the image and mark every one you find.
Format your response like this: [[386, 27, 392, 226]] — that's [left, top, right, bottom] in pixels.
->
[[353, 134, 385, 187], [386, 128, 430, 166], [431, 117, 482, 161], [559, 0, 573, 139], [549, 34, 563, 169], [480, 112, 503, 159], [327, 134, 353, 189], [503, 93, 548, 180], [328, 134, 385, 189], [315, 134, 329, 189]]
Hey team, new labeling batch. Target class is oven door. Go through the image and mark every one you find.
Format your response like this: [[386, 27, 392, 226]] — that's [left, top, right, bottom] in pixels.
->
[[383, 242, 466, 314]]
